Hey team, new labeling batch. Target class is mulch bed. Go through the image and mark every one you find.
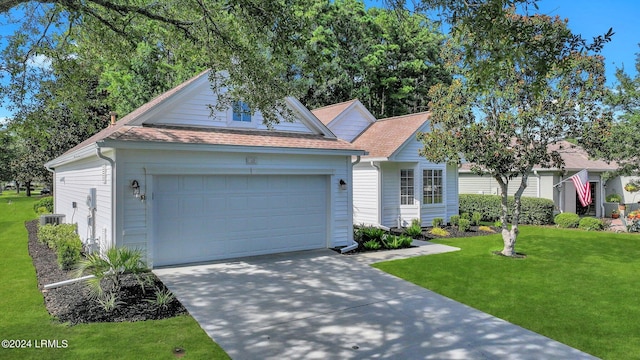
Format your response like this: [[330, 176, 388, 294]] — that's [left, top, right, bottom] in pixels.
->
[[26, 220, 187, 325]]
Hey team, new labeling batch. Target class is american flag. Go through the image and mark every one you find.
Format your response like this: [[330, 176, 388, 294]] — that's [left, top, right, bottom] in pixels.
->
[[571, 169, 591, 207]]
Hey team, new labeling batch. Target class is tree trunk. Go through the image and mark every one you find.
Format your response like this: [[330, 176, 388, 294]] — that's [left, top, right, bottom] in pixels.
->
[[501, 225, 519, 256], [25, 180, 32, 197]]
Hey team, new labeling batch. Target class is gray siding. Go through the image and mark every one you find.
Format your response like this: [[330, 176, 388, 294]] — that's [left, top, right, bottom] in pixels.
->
[[353, 162, 380, 225]]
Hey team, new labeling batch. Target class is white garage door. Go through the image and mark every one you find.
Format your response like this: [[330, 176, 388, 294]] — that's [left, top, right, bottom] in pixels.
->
[[153, 175, 328, 266]]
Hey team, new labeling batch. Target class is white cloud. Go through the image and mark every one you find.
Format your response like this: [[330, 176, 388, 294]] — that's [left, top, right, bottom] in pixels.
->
[[27, 54, 51, 69]]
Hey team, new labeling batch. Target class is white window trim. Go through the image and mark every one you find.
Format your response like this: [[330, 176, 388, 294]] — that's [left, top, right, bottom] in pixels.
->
[[400, 168, 416, 206], [422, 168, 444, 206]]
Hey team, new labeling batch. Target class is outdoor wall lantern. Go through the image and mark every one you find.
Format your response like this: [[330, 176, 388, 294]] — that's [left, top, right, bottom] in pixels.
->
[[131, 180, 141, 198], [339, 179, 347, 190]]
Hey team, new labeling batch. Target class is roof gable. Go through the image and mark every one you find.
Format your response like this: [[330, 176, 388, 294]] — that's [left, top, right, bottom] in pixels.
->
[[52, 70, 344, 161], [352, 112, 431, 159], [311, 99, 376, 142]]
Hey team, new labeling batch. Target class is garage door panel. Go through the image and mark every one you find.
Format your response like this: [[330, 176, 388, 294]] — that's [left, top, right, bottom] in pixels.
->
[[154, 174, 328, 266]]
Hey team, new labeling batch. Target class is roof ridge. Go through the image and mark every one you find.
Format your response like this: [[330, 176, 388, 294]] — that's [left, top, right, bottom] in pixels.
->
[[376, 111, 431, 122], [311, 99, 358, 111]]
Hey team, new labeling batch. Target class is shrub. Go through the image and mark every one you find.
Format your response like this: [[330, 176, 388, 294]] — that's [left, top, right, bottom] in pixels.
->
[[77, 247, 147, 300], [363, 240, 381, 250], [459, 194, 555, 225], [404, 223, 423, 238], [450, 215, 460, 226], [432, 218, 444, 228], [429, 227, 450, 237], [399, 235, 413, 248], [471, 212, 482, 226], [578, 217, 604, 231], [460, 212, 470, 220], [554, 213, 580, 228], [57, 237, 83, 270], [356, 226, 386, 243], [494, 220, 502, 227], [37, 223, 78, 250], [478, 225, 496, 233], [605, 193, 622, 203], [458, 218, 471, 232], [33, 196, 53, 214]]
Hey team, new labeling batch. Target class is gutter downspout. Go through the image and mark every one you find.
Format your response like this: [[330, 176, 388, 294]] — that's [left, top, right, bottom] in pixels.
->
[[96, 146, 116, 251], [371, 161, 382, 227], [44, 164, 55, 212], [341, 156, 361, 254]]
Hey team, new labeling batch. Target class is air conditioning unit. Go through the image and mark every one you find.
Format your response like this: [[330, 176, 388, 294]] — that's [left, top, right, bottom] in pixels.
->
[[40, 214, 66, 226]]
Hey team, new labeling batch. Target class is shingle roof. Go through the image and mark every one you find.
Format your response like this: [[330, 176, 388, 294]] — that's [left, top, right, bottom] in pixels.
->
[[311, 99, 358, 125], [57, 70, 363, 157], [101, 125, 361, 152], [459, 140, 618, 172], [61, 69, 210, 156], [352, 112, 430, 158]]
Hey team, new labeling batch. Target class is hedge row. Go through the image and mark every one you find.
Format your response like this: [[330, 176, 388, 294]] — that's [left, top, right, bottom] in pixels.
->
[[37, 223, 83, 270], [33, 196, 53, 214], [459, 194, 555, 225]]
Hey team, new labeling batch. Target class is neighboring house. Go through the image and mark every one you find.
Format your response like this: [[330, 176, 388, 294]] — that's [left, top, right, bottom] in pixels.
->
[[458, 140, 618, 217], [45, 71, 365, 267], [312, 100, 459, 228]]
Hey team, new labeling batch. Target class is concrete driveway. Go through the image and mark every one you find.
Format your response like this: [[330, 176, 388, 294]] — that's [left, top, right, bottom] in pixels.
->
[[154, 244, 597, 359]]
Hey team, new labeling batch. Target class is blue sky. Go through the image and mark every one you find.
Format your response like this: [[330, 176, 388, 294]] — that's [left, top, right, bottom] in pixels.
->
[[0, 1, 638, 121]]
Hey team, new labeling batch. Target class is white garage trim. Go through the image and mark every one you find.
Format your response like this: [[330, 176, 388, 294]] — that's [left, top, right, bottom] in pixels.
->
[[151, 174, 329, 267]]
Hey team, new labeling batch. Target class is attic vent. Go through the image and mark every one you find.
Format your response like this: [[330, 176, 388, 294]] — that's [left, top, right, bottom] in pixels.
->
[[40, 214, 66, 226]]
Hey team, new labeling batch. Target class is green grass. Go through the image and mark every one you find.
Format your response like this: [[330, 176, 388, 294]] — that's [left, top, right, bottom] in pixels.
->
[[0, 193, 229, 359], [373, 226, 640, 360]]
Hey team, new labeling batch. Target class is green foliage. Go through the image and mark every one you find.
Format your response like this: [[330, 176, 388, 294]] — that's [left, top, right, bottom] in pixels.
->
[[76, 247, 147, 300], [429, 227, 450, 237], [382, 234, 413, 250], [355, 226, 386, 243], [57, 236, 82, 270], [554, 213, 581, 228], [458, 218, 471, 232], [418, 3, 611, 256], [450, 215, 460, 226], [404, 224, 422, 238], [145, 287, 176, 310], [460, 212, 470, 220], [96, 292, 124, 312], [459, 194, 555, 225], [302, 1, 450, 118], [605, 193, 622, 203], [363, 240, 382, 250], [494, 220, 503, 227], [33, 196, 53, 214], [578, 217, 604, 231], [37, 223, 78, 251], [471, 212, 482, 226], [432, 217, 444, 228]]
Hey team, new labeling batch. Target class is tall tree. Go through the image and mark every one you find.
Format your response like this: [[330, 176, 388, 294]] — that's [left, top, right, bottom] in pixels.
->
[[417, 2, 611, 256], [1, 0, 317, 124], [597, 48, 640, 179], [301, 0, 449, 118]]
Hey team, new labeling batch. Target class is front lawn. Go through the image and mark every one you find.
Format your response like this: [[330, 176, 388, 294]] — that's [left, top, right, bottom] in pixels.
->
[[0, 193, 229, 359], [373, 226, 640, 360]]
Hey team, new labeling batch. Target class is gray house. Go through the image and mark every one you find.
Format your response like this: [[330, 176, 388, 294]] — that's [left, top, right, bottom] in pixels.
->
[[459, 140, 618, 217]]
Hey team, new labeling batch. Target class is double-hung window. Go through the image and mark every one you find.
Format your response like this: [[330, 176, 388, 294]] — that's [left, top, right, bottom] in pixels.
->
[[232, 101, 251, 122], [423, 169, 443, 204], [400, 169, 414, 205]]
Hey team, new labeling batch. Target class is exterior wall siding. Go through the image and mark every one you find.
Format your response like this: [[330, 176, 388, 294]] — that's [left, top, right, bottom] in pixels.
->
[[52, 153, 113, 254], [149, 80, 312, 133], [352, 162, 380, 226], [459, 173, 539, 198], [328, 108, 374, 142], [116, 149, 352, 267]]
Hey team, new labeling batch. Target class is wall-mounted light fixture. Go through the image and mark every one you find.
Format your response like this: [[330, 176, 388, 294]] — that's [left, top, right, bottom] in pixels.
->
[[131, 180, 141, 198], [339, 179, 347, 190]]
